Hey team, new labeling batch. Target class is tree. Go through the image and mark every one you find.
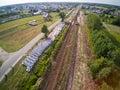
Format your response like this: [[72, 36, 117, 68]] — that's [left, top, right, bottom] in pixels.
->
[[111, 49, 120, 67], [41, 25, 49, 38], [100, 81, 113, 90], [56, 9, 60, 12], [88, 57, 114, 79], [112, 16, 120, 26], [87, 13, 102, 30], [59, 12, 65, 22], [90, 30, 116, 59]]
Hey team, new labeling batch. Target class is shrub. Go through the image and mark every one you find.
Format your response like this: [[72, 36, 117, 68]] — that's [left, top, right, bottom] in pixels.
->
[[87, 13, 102, 30], [87, 12, 120, 83], [90, 30, 116, 59], [111, 49, 120, 67], [112, 17, 120, 26], [88, 57, 114, 79], [59, 12, 65, 22], [23, 75, 37, 90], [100, 81, 113, 90]]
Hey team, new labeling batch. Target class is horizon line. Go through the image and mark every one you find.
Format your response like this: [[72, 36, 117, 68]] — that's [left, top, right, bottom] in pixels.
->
[[0, 2, 120, 7]]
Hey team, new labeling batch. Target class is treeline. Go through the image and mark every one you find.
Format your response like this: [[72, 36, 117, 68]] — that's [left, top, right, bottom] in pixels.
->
[[0, 12, 20, 18], [99, 14, 120, 26], [112, 16, 120, 26], [87, 13, 120, 80], [87, 14, 102, 30], [0, 12, 32, 24]]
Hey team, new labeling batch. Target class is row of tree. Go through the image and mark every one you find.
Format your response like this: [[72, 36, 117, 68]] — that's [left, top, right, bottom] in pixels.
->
[[87, 13, 120, 80], [112, 16, 120, 26], [41, 11, 65, 37], [99, 14, 120, 26], [87, 13, 102, 30]]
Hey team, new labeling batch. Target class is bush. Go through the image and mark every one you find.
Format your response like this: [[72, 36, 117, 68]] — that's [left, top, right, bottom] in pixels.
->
[[87, 13, 102, 30], [88, 57, 114, 79], [28, 75, 37, 85], [15, 26, 68, 90], [111, 49, 120, 67], [100, 81, 113, 90], [29, 26, 68, 89], [59, 12, 65, 22], [23, 75, 37, 90], [36, 58, 50, 77], [112, 17, 120, 26], [30, 85, 37, 90], [90, 30, 116, 59], [87, 12, 120, 83]]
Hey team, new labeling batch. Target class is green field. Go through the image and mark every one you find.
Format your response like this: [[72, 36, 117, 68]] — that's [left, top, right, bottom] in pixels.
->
[[0, 12, 60, 52], [0, 25, 68, 90], [106, 24, 120, 34], [0, 15, 42, 32], [99, 30, 120, 89], [61, 9, 68, 14], [0, 59, 30, 90], [109, 30, 120, 48], [104, 23, 120, 48], [99, 24, 120, 90], [87, 25, 120, 90], [109, 31, 120, 43], [86, 13, 120, 90], [90, 6, 107, 9]]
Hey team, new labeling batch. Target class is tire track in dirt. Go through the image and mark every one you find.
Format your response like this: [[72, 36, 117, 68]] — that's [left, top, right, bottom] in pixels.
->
[[71, 10, 98, 90], [66, 9, 80, 90], [41, 9, 79, 90]]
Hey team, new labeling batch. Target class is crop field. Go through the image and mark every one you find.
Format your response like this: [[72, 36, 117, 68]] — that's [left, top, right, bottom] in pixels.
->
[[61, 9, 68, 14], [106, 24, 120, 34], [0, 58, 30, 90], [104, 23, 120, 48], [0, 10, 68, 33], [109, 31, 120, 43], [0, 15, 41, 32], [0, 12, 60, 52], [108, 31, 120, 52], [100, 28, 120, 89], [0, 25, 69, 90]]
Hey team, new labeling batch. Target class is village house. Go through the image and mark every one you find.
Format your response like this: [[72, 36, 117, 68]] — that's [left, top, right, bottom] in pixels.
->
[[43, 13, 52, 21], [28, 20, 37, 26]]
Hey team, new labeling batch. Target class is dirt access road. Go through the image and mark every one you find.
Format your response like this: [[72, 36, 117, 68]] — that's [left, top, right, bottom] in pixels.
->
[[40, 8, 79, 90], [71, 11, 98, 90], [0, 19, 61, 82], [40, 9, 98, 90]]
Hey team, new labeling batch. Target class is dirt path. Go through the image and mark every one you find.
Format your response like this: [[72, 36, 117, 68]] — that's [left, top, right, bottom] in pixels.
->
[[0, 19, 61, 82], [41, 9, 79, 90], [40, 10, 98, 90], [103, 22, 111, 31], [71, 11, 98, 90]]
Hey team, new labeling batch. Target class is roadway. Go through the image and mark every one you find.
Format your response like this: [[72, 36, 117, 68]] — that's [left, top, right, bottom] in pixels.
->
[[0, 19, 61, 81]]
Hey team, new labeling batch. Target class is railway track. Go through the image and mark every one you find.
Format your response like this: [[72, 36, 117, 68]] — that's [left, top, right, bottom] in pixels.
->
[[40, 9, 80, 90], [70, 10, 98, 90], [66, 9, 80, 90]]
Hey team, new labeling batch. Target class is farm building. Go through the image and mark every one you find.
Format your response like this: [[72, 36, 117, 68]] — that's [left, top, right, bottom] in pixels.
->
[[28, 20, 37, 26], [43, 13, 52, 21]]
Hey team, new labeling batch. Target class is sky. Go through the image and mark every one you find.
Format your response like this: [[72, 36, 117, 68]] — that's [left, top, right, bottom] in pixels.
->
[[0, 0, 120, 7]]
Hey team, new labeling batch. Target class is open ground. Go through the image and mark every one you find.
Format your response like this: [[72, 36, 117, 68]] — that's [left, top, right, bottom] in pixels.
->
[[40, 8, 97, 90]]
